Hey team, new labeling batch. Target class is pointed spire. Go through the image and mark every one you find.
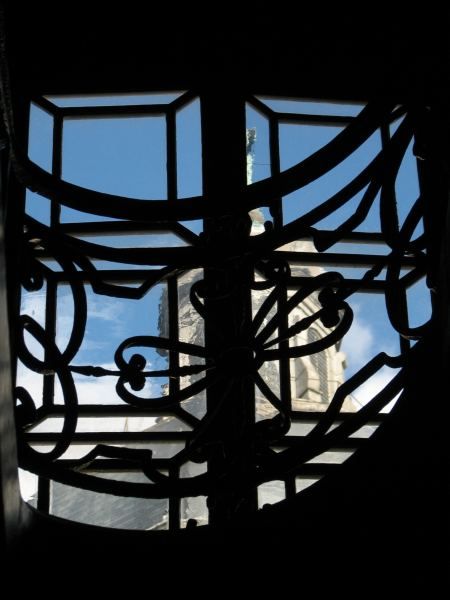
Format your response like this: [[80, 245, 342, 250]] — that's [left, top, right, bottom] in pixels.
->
[[246, 127, 257, 185], [246, 127, 265, 233]]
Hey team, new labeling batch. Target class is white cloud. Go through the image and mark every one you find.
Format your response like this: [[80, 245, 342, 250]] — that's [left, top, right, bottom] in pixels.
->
[[20, 290, 47, 327], [341, 310, 374, 371], [350, 366, 400, 411], [88, 295, 125, 322], [340, 306, 401, 412], [56, 291, 126, 351]]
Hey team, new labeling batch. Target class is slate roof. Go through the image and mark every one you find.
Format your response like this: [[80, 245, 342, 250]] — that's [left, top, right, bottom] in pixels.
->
[[48, 396, 206, 530]]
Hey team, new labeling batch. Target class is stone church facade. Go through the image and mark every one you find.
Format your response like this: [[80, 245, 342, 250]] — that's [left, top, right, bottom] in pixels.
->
[[171, 229, 351, 422]]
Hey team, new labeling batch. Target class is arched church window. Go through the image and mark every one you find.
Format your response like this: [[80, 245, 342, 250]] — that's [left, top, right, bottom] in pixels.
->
[[307, 329, 329, 403], [294, 357, 308, 399]]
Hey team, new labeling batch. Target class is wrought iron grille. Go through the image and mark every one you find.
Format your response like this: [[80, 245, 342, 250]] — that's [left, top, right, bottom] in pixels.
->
[[1, 75, 433, 529]]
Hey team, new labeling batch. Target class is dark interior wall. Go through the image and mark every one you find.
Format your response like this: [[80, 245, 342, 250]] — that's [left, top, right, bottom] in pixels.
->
[[3, 4, 449, 99], [1, 3, 449, 582]]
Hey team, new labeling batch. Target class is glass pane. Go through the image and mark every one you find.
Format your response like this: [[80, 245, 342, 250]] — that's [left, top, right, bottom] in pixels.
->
[[60, 205, 122, 223], [180, 496, 208, 527], [70, 231, 190, 248], [406, 277, 432, 329], [395, 139, 420, 228], [258, 480, 285, 508], [25, 190, 51, 225], [295, 477, 319, 493], [280, 124, 343, 170], [307, 450, 353, 464], [281, 129, 381, 230], [62, 116, 166, 199], [50, 478, 168, 530], [176, 99, 202, 198], [28, 103, 53, 172]]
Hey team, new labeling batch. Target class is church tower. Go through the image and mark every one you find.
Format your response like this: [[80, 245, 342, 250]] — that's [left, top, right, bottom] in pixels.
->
[[246, 128, 349, 418], [161, 129, 350, 425], [161, 129, 352, 424]]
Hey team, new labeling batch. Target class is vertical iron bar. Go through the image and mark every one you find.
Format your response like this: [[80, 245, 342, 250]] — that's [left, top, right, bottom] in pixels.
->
[[38, 113, 63, 513], [201, 88, 257, 524], [380, 122, 410, 354], [278, 286, 292, 409], [270, 114, 291, 416], [36, 477, 50, 513], [42, 279, 57, 409], [168, 466, 180, 530], [167, 96, 179, 525], [51, 112, 62, 226], [43, 112, 62, 412], [284, 475, 296, 501], [168, 276, 179, 402], [269, 115, 282, 228]]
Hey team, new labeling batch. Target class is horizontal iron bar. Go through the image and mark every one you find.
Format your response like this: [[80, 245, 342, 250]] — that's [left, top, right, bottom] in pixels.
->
[[286, 276, 387, 293], [25, 431, 191, 443], [274, 250, 419, 268], [57, 220, 195, 239], [277, 112, 353, 126], [60, 104, 169, 118], [34, 247, 418, 269], [52, 458, 171, 470], [42, 459, 340, 476], [28, 406, 198, 431], [51, 269, 166, 283], [48, 271, 415, 291], [331, 232, 388, 244], [43, 270, 390, 290], [35, 405, 186, 418], [32, 225, 197, 250], [25, 433, 369, 449], [33, 243, 201, 265], [40, 222, 385, 244]]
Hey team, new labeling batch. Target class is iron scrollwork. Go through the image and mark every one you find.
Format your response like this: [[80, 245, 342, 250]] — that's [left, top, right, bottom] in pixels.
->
[[0, 66, 433, 527]]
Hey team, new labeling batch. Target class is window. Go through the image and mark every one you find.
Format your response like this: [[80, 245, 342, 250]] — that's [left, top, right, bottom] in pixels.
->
[[10, 91, 432, 528]]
